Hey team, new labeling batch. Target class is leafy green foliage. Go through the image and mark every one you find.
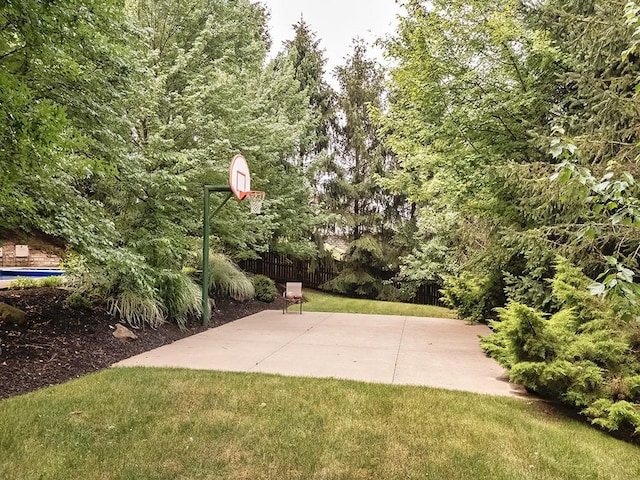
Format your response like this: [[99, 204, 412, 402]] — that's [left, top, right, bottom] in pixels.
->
[[552, 154, 640, 307], [538, 1, 640, 309], [321, 235, 401, 300], [157, 272, 201, 329], [7, 276, 63, 290], [63, 249, 167, 327], [536, 0, 639, 168], [207, 253, 254, 301], [65, 292, 92, 311], [583, 399, 640, 433], [122, 0, 318, 262], [379, 0, 564, 313], [252, 275, 276, 303], [0, 0, 138, 244], [383, 7, 640, 424], [441, 271, 506, 323], [395, 207, 460, 285], [64, 250, 196, 328], [1, 0, 323, 327], [36, 276, 64, 288], [482, 260, 640, 433]]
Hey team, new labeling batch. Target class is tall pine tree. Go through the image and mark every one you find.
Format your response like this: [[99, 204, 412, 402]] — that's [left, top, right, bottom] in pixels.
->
[[321, 40, 408, 299], [281, 18, 336, 166]]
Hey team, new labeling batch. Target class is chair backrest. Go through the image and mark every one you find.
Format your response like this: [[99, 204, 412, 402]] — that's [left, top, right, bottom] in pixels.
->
[[285, 282, 302, 298]]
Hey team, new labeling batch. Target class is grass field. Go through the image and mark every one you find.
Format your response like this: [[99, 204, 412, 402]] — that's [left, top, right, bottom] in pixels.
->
[[1, 368, 639, 480], [3, 293, 638, 479], [294, 289, 457, 319]]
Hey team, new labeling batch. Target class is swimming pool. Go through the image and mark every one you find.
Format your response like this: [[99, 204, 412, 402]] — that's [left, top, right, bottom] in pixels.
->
[[0, 268, 64, 282]]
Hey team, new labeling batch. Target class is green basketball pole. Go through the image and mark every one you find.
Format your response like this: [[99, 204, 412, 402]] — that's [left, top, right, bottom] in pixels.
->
[[202, 154, 262, 328], [202, 186, 233, 327]]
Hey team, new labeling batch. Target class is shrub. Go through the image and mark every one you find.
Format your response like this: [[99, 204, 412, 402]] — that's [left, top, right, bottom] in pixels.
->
[[63, 248, 248, 328], [252, 275, 276, 302], [583, 400, 640, 433], [8, 277, 39, 289], [66, 292, 92, 310], [441, 271, 505, 323], [481, 259, 640, 435], [8, 276, 63, 289], [37, 276, 63, 287], [64, 250, 167, 328]]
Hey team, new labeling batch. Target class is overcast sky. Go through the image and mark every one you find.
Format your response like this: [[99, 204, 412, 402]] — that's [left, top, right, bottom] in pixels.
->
[[260, 0, 403, 80]]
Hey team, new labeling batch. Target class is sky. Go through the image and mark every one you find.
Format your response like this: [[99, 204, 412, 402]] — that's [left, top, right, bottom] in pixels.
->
[[260, 0, 403, 81]]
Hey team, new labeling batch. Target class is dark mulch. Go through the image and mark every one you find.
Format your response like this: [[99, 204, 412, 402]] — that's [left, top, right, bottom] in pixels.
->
[[0, 287, 284, 400]]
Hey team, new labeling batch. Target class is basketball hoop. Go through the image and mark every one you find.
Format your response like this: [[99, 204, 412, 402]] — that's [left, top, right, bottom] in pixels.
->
[[202, 154, 266, 327], [244, 191, 265, 214]]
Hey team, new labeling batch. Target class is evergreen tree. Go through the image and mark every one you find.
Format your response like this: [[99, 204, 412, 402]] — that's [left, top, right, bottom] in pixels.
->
[[380, 0, 563, 311], [531, 0, 640, 301], [281, 18, 336, 166], [321, 40, 408, 299]]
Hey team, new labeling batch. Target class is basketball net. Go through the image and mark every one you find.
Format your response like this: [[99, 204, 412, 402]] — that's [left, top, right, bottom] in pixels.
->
[[244, 191, 265, 214]]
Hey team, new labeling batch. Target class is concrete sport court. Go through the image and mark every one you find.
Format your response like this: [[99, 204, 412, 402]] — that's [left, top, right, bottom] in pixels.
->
[[115, 310, 527, 398]]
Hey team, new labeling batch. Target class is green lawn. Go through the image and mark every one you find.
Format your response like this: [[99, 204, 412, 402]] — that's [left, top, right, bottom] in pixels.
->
[[1, 368, 638, 480], [294, 289, 457, 318]]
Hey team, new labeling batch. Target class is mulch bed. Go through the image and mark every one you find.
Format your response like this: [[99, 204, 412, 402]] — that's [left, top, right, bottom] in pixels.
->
[[0, 287, 284, 400]]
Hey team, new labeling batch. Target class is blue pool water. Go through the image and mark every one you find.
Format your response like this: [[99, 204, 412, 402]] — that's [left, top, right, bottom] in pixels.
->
[[0, 268, 64, 281]]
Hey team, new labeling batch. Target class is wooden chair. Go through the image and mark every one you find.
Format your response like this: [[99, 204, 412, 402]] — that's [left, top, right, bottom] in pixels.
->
[[283, 282, 303, 314]]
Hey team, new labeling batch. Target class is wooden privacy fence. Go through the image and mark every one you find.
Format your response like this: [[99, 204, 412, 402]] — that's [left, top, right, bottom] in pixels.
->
[[240, 254, 337, 289], [239, 253, 446, 307], [404, 283, 446, 307]]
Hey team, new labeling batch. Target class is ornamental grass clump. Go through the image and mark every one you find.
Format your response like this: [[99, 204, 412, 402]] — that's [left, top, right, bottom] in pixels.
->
[[157, 271, 201, 329], [108, 289, 164, 328], [482, 258, 640, 435], [207, 253, 254, 301], [64, 250, 166, 328]]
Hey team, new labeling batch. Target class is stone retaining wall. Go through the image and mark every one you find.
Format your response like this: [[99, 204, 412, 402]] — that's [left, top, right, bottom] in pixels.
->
[[0, 243, 61, 268]]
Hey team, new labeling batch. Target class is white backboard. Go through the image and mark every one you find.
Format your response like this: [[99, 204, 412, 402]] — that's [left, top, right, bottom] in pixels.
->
[[229, 154, 251, 200]]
